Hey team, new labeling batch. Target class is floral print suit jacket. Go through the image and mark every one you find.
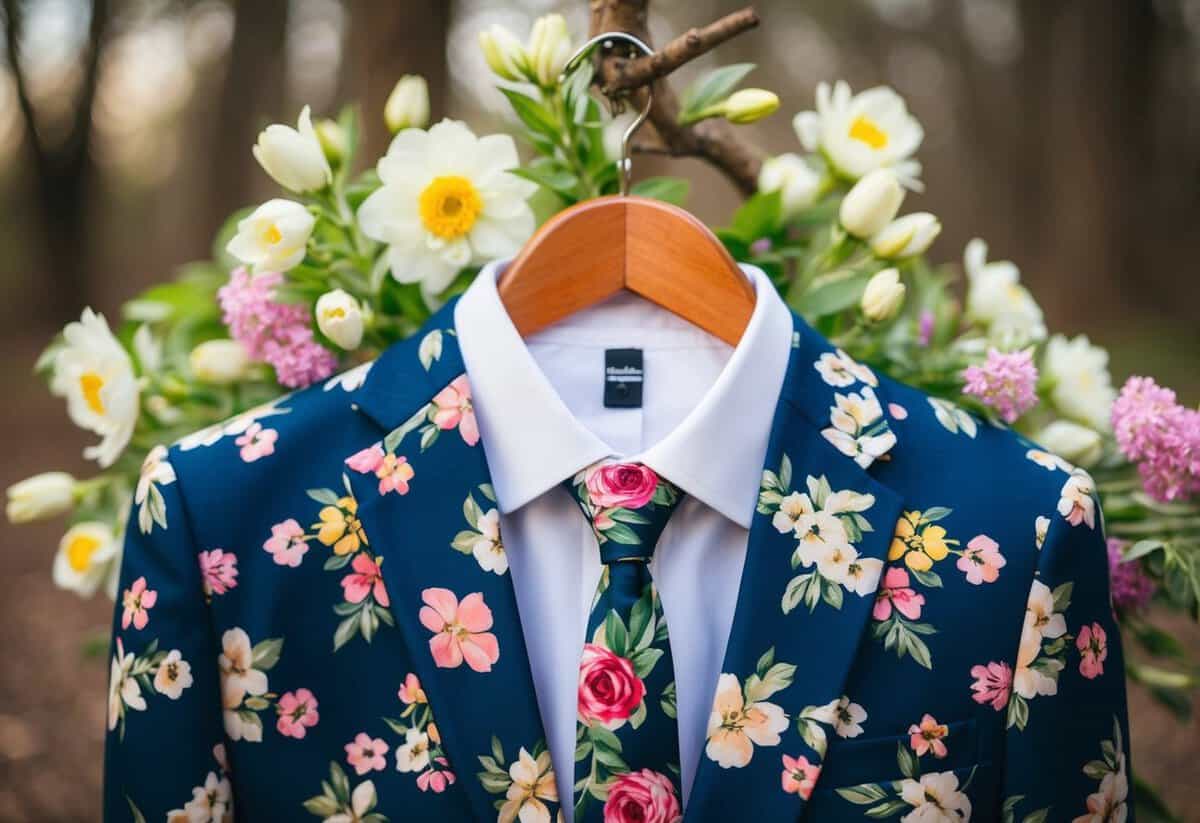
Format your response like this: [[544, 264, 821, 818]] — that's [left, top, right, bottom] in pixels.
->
[[104, 302, 1132, 823]]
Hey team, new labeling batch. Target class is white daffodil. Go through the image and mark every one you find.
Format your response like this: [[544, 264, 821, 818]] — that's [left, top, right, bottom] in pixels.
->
[[526, 13, 572, 88], [226, 198, 315, 274], [53, 521, 120, 598], [840, 168, 904, 238], [357, 119, 537, 298], [1035, 420, 1103, 468], [252, 105, 332, 193], [189, 339, 252, 384], [794, 80, 924, 188], [315, 289, 365, 350], [6, 471, 75, 523], [870, 212, 941, 259], [384, 75, 430, 133], [50, 308, 139, 468], [314, 118, 348, 165], [1042, 334, 1116, 432], [861, 267, 905, 323], [758, 153, 822, 218], [963, 238, 1046, 346]]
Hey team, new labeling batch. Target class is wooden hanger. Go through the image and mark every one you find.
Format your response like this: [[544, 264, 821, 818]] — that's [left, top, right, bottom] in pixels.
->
[[497, 33, 756, 347]]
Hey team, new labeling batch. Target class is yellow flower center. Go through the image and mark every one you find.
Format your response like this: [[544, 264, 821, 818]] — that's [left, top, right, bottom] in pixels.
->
[[79, 372, 106, 415], [67, 534, 102, 572], [262, 223, 283, 245], [322, 306, 346, 320], [849, 114, 889, 150], [419, 175, 483, 240]]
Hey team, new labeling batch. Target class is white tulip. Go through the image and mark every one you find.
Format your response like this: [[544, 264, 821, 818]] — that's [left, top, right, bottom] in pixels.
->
[[189, 340, 252, 384], [384, 75, 430, 134], [526, 14, 572, 87], [478, 24, 526, 82], [313, 118, 347, 165], [720, 89, 780, 124], [316, 289, 364, 350], [861, 268, 906, 323], [758, 153, 822, 218], [1042, 335, 1116, 432], [53, 521, 120, 598], [6, 472, 76, 523], [964, 238, 1047, 346], [226, 199, 315, 273], [252, 105, 332, 193], [840, 169, 905, 238], [870, 212, 941, 259], [1035, 421, 1104, 468]]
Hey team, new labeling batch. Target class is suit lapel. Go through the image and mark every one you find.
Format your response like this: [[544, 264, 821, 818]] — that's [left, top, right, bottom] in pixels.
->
[[352, 302, 557, 823], [686, 316, 905, 822]]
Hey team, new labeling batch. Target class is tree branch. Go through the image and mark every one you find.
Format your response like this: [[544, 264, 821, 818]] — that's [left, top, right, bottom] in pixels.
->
[[587, 1, 765, 195]]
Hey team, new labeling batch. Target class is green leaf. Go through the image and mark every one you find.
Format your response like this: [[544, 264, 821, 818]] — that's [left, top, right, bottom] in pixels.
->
[[630, 176, 690, 207], [920, 506, 953, 523], [251, 637, 284, 670], [631, 647, 663, 679], [801, 267, 871, 317], [629, 700, 647, 730], [333, 614, 360, 651], [680, 63, 756, 121], [324, 553, 353, 571], [510, 164, 580, 199], [836, 783, 889, 804], [729, 190, 782, 241], [896, 741, 919, 779], [500, 88, 561, 140], [307, 487, 342, 506], [604, 610, 629, 656], [778, 454, 793, 492]]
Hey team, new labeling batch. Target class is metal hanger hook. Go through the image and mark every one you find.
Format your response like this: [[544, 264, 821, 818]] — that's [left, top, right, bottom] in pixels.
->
[[559, 31, 655, 197]]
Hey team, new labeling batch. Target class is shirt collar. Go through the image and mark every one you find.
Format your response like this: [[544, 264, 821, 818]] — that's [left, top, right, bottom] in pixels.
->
[[453, 259, 794, 529]]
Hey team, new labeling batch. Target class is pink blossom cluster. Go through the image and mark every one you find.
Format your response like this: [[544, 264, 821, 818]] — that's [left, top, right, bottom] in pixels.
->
[[961, 348, 1039, 424], [1111, 376, 1200, 502], [217, 267, 337, 388], [1106, 538, 1156, 613]]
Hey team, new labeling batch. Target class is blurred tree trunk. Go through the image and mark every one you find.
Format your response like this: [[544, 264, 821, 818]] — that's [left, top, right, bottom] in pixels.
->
[[2, 0, 108, 320], [347, 2, 451, 164]]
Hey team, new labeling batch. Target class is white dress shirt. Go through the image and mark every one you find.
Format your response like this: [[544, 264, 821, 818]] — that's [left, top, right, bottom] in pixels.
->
[[453, 260, 793, 818]]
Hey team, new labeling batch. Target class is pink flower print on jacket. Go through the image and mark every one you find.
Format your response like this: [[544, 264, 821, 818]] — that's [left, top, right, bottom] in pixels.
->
[[120, 576, 157, 630], [1077, 622, 1108, 679], [345, 733, 389, 775], [781, 754, 820, 800], [431, 375, 479, 446], [341, 553, 389, 607], [957, 534, 1006, 585], [586, 462, 659, 510], [872, 567, 925, 621], [908, 714, 949, 758], [276, 688, 319, 738], [969, 661, 1013, 711], [263, 518, 309, 567], [198, 549, 238, 598], [419, 588, 500, 672], [345, 443, 415, 496], [235, 422, 278, 462]]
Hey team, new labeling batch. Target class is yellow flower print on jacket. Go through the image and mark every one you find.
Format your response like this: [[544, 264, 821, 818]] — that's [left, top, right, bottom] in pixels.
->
[[889, 508, 958, 574], [316, 495, 367, 556]]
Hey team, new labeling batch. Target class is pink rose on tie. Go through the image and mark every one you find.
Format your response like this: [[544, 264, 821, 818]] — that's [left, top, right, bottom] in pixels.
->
[[586, 463, 659, 510], [577, 643, 645, 728], [603, 769, 681, 823]]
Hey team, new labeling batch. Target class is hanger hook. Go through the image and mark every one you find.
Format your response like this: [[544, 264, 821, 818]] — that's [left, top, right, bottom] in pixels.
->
[[559, 31, 655, 197]]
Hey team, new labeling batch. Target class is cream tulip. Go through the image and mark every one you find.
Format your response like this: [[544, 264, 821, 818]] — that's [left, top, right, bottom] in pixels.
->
[[189, 340, 252, 384], [226, 199, 315, 274], [861, 268, 906, 323], [53, 521, 120, 598], [840, 169, 905, 239], [384, 75, 430, 133], [316, 289, 365, 350], [1042, 335, 1116, 432], [870, 212, 941, 259], [1034, 421, 1103, 468], [758, 154, 822, 218], [252, 105, 332, 193], [313, 118, 347, 165], [478, 24, 526, 82], [526, 14, 571, 88], [720, 89, 780, 124], [6, 472, 76, 523]]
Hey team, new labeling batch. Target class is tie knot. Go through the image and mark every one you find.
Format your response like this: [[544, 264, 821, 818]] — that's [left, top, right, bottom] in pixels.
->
[[562, 461, 684, 564]]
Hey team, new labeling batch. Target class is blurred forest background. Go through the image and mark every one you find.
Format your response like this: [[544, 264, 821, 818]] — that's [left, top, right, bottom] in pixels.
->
[[1, 0, 1198, 819]]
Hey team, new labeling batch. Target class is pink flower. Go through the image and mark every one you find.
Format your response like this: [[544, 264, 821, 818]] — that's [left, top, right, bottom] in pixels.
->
[[957, 534, 1006, 585], [419, 588, 500, 672], [907, 714, 949, 758], [217, 267, 337, 389], [398, 673, 426, 705], [1076, 622, 1108, 679], [341, 553, 389, 607], [431, 376, 479, 446], [586, 462, 659, 510], [345, 443, 385, 474], [1112, 376, 1200, 503], [969, 661, 1013, 711], [263, 518, 309, 567], [376, 454, 414, 496], [236, 422, 278, 462], [603, 768, 681, 823], [917, 309, 935, 347], [873, 567, 925, 621], [345, 732, 389, 775], [417, 758, 456, 793], [276, 688, 319, 738], [961, 348, 1039, 424], [578, 643, 646, 729], [198, 549, 238, 597], [1107, 539, 1156, 612], [120, 576, 157, 630], [780, 754, 821, 800]]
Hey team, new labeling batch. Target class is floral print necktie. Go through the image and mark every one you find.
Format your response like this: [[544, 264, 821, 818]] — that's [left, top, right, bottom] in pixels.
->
[[562, 461, 687, 823]]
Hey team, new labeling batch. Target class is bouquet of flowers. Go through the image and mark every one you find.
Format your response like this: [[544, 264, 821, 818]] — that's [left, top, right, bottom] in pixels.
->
[[8, 10, 1198, 810]]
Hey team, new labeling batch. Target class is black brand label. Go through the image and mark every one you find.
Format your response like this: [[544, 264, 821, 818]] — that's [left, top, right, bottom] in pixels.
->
[[604, 348, 643, 408]]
